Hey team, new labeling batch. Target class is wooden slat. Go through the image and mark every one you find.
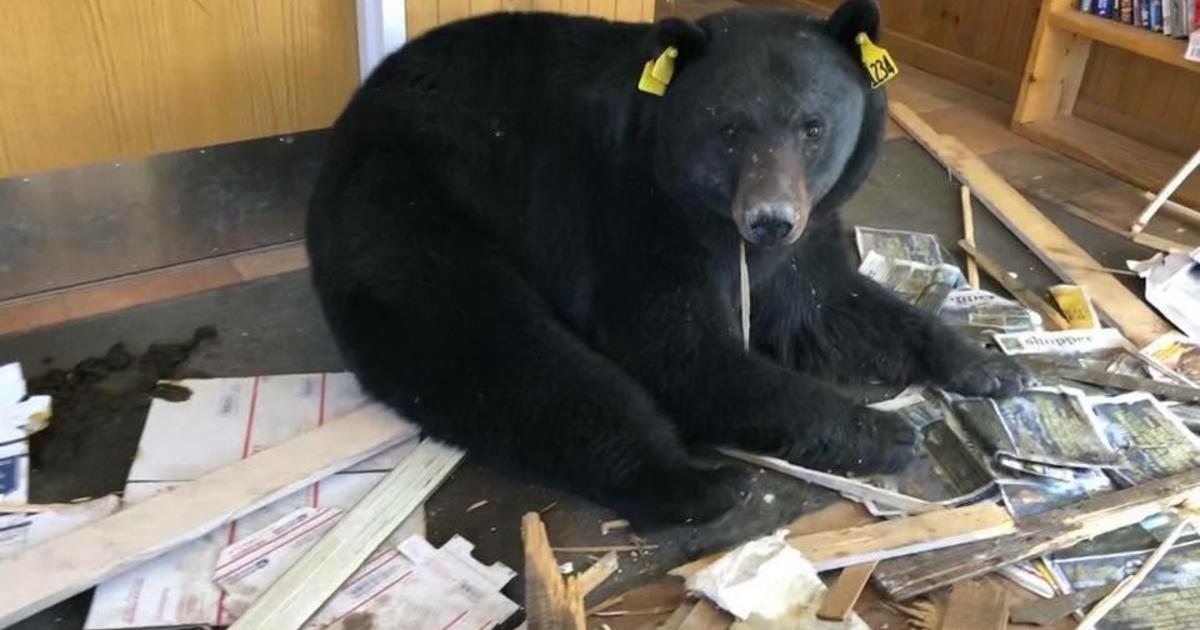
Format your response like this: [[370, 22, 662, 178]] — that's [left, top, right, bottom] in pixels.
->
[[531, 0, 563, 11], [229, 438, 464, 630], [473, 0, 503, 15], [670, 503, 1015, 579], [0, 404, 416, 627], [561, 0, 590, 15], [1012, 0, 1092, 124], [873, 467, 1200, 600], [440, 0, 473, 23], [615, 0, 644, 22], [891, 102, 1175, 346], [815, 561, 878, 622], [577, 551, 619, 597], [939, 579, 1009, 630]]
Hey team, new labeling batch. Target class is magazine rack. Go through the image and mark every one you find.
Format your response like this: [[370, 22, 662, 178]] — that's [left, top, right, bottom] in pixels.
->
[[1014, 0, 1200, 208]]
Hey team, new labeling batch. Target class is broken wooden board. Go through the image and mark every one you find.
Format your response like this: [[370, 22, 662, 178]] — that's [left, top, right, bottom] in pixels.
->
[[577, 551, 619, 598], [228, 438, 464, 630], [670, 503, 1014, 579], [873, 467, 1200, 600], [524, 512, 586, 630], [890, 102, 1175, 347], [0, 403, 414, 628], [939, 579, 1008, 630], [816, 560, 879, 622], [1009, 584, 1115, 626]]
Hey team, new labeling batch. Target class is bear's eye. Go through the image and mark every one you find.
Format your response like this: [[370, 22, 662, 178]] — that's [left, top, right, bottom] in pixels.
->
[[804, 121, 824, 140]]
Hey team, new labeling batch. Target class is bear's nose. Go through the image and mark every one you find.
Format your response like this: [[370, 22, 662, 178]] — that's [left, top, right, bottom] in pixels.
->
[[746, 204, 796, 245]]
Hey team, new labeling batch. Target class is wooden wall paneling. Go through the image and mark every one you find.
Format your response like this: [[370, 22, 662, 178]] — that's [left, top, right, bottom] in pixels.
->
[[440, 0, 473, 22], [502, 0, 536, 10], [616, 0, 645, 21], [407, 0, 441, 37], [532, 0, 564, 11], [473, 0, 504, 15], [588, 0, 617, 18], [642, 0, 657, 21], [562, 0, 591, 15], [0, 0, 358, 179]]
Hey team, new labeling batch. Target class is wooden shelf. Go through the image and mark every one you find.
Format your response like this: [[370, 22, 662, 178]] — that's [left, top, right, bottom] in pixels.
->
[[1049, 9, 1199, 73], [1015, 115, 1200, 209]]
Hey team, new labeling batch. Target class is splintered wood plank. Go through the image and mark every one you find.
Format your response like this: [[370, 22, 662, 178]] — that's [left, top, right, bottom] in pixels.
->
[[816, 560, 879, 622], [524, 513, 586, 630], [873, 467, 1200, 600], [0, 404, 418, 628], [891, 102, 1175, 346], [939, 579, 1009, 630], [670, 503, 1015, 579], [577, 551, 618, 597], [229, 438, 464, 630]]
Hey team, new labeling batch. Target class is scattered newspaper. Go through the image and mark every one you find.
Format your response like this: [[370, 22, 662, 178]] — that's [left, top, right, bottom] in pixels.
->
[[1143, 333, 1200, 387], [216, 519, 518, 629], [951, 386, 1121, 475], [1129, 248, 1200, 339], [1054, 542, 1200, 630], [861, 388, 995, 514], [940, 289, 1041, 344], [993, 329, 1127, 358], [1088, 392, 1200, 485], [84, 373, 424, 630], [859, 250, 966, 313], [855, 226, 946, 265], [998, 471, 1114, 519]]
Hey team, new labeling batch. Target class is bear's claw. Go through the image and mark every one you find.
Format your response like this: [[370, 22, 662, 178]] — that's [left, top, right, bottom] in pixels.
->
[[941, 352, 1034, 398]]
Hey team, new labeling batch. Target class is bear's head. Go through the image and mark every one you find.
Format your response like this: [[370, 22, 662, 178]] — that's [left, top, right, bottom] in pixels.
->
[[646, 0, 886, 247]]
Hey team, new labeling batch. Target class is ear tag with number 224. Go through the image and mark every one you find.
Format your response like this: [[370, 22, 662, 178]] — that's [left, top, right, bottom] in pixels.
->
[[856, 32, 897, 89]]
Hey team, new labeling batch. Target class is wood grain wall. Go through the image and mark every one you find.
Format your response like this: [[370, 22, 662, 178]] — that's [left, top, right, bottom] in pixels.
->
[[1075, 45, 1200, 157], [0, 0, 359, 179], [407, 0, 657, 38]]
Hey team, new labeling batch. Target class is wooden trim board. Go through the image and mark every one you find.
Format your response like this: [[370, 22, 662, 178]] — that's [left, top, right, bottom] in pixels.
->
[[229, 438, 464, 630], [873, 467, 1200, 600], [0, 403, 417, 627], [670, 503, 1014, 579], [891, 102, 1175, 346]]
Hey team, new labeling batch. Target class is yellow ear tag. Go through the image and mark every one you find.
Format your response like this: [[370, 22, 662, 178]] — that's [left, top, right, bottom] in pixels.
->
[[638, 46, 678, 96], [856, 33, 898, 89]]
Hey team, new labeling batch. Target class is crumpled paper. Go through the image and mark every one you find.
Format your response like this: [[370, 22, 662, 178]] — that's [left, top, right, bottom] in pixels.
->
[[685, 531, 870, 629], [1128, 248, 1200, 339]]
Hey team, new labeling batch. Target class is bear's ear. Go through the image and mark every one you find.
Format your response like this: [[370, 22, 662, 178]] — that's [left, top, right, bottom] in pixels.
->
[[650, 17, 709, 60], [825, 0, 881, 48]]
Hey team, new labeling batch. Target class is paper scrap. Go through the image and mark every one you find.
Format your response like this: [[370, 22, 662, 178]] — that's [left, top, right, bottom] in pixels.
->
[[1128, 248, 1200, 339], [84, 372, 422, 630], [686, 531, 868, 628], [213, 510, 518, 630]]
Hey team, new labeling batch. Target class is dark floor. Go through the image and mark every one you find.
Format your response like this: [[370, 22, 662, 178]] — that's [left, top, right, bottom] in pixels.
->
[[0, 138, 1155, 629]]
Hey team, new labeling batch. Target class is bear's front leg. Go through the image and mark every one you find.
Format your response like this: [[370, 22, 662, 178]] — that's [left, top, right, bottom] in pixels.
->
[[596, 276, 917, 475], [785, 269, 1033, 397]]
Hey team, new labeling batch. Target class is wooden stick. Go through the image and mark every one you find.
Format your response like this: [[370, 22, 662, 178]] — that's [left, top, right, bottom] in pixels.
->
[[576, 551, 619, 597], [1075, 517, 1194, 630], [891, 102, 1174, 346], [1132, 148, 1200, 234], [961, 186, 981, 289], [0, 404, 416, 627], [816, 560, 878, 622], [229, 438, 463, 630], [1140, 190, 1200, 226], [670, 502, 1014, 579], [873, 468, 1200, 600], [523, 512, 586, 630], [958, 239, 1072, 330], [939, 579, 1008, 630]]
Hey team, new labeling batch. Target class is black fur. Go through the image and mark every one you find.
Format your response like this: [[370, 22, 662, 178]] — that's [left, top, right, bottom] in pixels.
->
[[307, 2, 1029, 523]]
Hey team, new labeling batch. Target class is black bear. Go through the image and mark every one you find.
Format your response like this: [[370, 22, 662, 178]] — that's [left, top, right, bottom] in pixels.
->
[[307, 0, 1029, 523]]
